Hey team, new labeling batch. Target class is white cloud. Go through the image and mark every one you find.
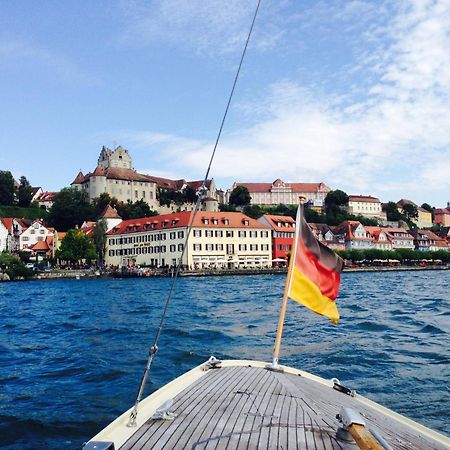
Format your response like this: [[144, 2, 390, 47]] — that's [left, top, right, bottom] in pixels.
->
[[117, 0, 285, 55], [114, 0, 450, 205]]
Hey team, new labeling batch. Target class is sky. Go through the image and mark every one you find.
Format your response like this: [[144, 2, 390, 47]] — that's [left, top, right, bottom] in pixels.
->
[[1, 0, 450, 207]]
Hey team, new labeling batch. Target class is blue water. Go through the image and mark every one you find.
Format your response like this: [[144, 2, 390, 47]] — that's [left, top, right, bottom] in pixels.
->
[[0, 271, 449, 449]]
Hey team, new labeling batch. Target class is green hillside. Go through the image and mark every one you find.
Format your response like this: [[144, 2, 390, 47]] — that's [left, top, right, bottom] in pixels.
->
[[0, 205, 48, 220]]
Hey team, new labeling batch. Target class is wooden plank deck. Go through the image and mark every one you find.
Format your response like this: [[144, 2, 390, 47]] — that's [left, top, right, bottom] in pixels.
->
[[119, 365, 449, 450]]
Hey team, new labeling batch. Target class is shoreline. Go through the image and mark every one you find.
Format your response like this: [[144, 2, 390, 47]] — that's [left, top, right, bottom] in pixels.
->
[[1, 264, 449, 282]]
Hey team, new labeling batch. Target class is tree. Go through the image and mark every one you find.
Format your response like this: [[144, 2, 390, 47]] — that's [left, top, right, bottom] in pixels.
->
[[243, 204, 263, 219], [17, 176, 33, 207], [48, 188, 92, 231], [55, 229, 97, 264], [91, 193, 114, 218], [324, 190, 349, 225], [129, 199, 156, 219], [324, 190, 349, 212], [183, 185, 198, 204], [0, 251, 32, 280], [402, 203, 418, 221], [0, 171, 16, 206], [384, 201, 404, 222], [219, 203, 236, 212], [229, 186, 251, 207], [92, 219, 107, 268]]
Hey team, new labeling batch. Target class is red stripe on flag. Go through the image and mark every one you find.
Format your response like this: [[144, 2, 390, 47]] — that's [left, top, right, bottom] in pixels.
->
[[295, 238, 341, 300]]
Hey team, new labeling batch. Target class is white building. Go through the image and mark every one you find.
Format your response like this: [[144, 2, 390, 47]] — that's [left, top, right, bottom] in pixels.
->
[[384, 227, 415, 250], [333, 221, 374, 250], [71, 146, 158, 209], [229, 179, 331, 209], [20, 220, 54, 251], [347, 195, 386, 221], [105, 211, 272, 269], [0, 219, 10, 252]]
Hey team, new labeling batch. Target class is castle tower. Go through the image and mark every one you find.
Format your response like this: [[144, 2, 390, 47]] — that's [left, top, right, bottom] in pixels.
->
[[98, 145, 132, 169]]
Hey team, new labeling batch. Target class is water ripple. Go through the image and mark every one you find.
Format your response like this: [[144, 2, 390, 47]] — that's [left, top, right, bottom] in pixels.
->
[[0, 272, 449, 448]]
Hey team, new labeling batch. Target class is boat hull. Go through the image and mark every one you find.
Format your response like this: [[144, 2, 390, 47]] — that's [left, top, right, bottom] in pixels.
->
[[86, 359, 450, 449]]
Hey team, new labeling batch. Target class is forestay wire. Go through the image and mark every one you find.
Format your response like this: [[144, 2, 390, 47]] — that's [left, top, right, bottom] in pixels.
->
[[128, 0, 262, 427]]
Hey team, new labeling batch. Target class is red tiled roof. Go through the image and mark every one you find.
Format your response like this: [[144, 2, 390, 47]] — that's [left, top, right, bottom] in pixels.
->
[[38, 191, 56, 201], [107, 211, 270, 236], [260, 214, 295, 232], [144, 176, 212, 192], [348, 195, 380, 203], [71, 171, 85, 185], [31, 240, 50, 251], [92, 165, 106, 176], [145, 175, 184, 190], [0, 218, 13, 231], [100, 205, 121, 219]]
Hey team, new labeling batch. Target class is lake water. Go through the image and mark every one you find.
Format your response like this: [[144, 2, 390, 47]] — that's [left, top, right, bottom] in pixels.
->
[[0, 271, 449, 449]]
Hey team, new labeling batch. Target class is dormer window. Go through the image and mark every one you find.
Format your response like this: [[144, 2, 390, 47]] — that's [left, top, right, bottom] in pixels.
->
[[223, 219, 229, 225], [212, 219, 218, 225], [203, 218, 209, 224], [242, 219, 249, 226]]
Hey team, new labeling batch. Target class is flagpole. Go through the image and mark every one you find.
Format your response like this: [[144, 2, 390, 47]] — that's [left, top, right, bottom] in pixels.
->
[[270, 196, 306, 369]]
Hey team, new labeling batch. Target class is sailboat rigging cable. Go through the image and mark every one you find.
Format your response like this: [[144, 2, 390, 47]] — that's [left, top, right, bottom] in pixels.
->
[[127, 0, 262, 427]]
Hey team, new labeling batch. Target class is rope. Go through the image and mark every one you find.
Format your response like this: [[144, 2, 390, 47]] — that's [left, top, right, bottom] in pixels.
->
[[127, 0, 262, 427]]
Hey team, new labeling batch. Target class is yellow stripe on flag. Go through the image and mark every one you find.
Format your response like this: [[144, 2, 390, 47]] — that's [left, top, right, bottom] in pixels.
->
[[289, 266, 340, 324]]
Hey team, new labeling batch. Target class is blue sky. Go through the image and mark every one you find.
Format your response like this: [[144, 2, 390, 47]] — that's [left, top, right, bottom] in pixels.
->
[[1, 0, 450, 207]]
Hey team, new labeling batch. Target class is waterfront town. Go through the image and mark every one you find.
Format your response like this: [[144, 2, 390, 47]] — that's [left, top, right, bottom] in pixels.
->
[[1, 145, 450, 278]]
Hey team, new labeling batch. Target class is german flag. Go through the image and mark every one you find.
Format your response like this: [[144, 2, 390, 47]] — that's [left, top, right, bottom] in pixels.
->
[[287, 204, 343, 324]]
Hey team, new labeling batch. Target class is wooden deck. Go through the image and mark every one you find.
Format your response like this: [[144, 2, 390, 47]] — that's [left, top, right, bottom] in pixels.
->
[[117, 365, 449, 450]]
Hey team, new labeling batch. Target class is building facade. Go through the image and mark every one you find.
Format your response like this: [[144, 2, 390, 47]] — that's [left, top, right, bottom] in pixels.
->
[[71, 146, 158, 209], [332, 221, 374, 250], [396, 199, 432, 229], [229, 179, 331, 209], [257, 214, 295, 263], [346, 195, 386, 221], [19, 220, 54, 251], [105, 211, 272, 269], [434, 208, 450, 227]]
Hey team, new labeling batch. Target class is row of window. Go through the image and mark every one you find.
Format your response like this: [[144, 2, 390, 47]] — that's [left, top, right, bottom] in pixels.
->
[[192, 243, 270, 251], [274, 232, 294, 238], [22, 236, 45, 242], [109, 231, 185, 245], [109, 243, 184, 257], [193, 230, 269, 238], [29, 229, 46, 235]]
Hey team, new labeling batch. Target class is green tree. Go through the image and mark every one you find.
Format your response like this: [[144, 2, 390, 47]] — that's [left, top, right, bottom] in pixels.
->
[[92, 219, 107, 268], [129, 199, 156, 219], [0, 251, 33, 280], [324, 190, 349, 212], [48, 188, 92, 231], [243, 204, 263, 219], [304, 207, 324, 223], [384, 201, 404, 222], [402, 203, 418, 221], [55, 229, 97, 264], [17, 176, 33, 207], [91, 193, 114, 218], [0, 171, 16, 206], [229, 186, 251, 207], [219, 203, 237, 212], [183, 185, 198, 203]]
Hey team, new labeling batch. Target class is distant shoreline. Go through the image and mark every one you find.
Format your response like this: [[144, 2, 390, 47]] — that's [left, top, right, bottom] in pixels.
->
[[1, 264, 447, 282]]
